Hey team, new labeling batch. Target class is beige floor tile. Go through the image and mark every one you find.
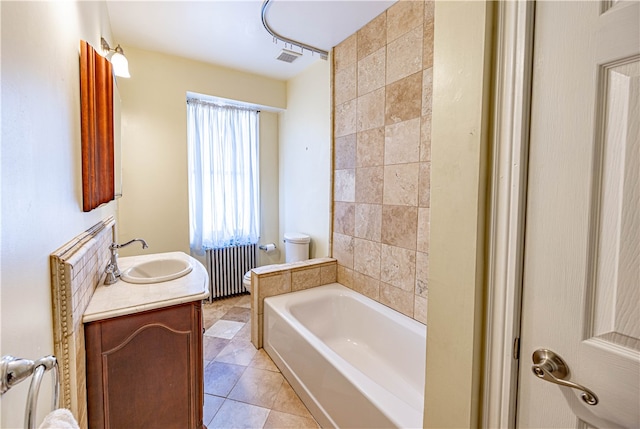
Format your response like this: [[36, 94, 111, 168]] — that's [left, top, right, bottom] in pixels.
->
[[221, 306, 251, 323], [235, 321, 252, 341], [249, 349, 279, 372], [271, 380, 314, 418], [263, 410, 320, 429], [228, 367, 284, 409], [204, 361, 246, 397], [203, 336, 230, 361], [236, 295, 252, 308], [202, 293, 313, 429], [215, 339, 258, 366], [208, 399, 270, 429], [205, 320, 245, 339], [203, 394, 225, 426]]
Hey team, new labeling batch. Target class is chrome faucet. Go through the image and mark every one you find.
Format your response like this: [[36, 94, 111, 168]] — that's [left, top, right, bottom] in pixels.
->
[[104, 238, 149, 285]]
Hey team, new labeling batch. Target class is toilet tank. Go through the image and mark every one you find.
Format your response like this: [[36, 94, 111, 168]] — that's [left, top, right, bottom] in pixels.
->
[[284, 232, 310, 263]]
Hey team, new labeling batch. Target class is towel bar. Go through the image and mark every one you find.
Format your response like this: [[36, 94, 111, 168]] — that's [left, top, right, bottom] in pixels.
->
[[1, 355, 59, 429]]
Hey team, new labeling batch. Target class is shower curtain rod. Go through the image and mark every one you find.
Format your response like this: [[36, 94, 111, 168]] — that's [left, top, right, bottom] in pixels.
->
[[260, 0, 329, 60]]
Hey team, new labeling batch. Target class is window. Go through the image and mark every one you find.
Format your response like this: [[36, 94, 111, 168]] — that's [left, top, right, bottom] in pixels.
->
[[187, 98, 260, 254]]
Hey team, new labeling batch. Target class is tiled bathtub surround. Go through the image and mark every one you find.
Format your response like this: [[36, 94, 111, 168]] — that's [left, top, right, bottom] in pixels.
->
[[50, 216, 115, 429], [333, 0, 433, 323], [250, 258, 337, 349]]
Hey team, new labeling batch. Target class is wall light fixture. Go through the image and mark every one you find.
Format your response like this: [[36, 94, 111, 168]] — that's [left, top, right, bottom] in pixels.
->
[[100, 37, 130, 78]]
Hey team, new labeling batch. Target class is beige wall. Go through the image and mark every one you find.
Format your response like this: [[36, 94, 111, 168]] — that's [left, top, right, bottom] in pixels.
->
[[332, 0, 434, 323], [0, 2, 117, 426], [425, 2, 493, 427], [257, 111, 282, 266], [116, 47, 286, 259], [279, 60, 332, 260]]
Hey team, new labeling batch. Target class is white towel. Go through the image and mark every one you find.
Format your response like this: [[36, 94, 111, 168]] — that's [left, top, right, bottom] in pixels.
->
[[38, 409, 79, 429]]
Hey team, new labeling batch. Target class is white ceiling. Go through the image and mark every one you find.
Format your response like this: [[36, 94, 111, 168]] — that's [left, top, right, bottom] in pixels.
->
[[106, 0, 396, 81]]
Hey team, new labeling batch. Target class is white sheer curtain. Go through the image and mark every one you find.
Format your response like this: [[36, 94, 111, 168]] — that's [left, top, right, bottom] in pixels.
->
[[187, 99, 260, 255]]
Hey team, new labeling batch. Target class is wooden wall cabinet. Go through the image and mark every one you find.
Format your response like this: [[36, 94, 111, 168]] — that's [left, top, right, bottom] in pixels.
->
[[85, 301, 204, 428], [80, 40, 115, 212]]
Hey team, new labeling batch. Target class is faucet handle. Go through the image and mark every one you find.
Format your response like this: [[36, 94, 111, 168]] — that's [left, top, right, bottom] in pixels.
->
[[104, 264, 118, 285]]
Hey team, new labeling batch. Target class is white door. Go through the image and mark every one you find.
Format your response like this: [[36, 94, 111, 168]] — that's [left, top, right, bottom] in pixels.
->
[[517, 1, 640, 428]]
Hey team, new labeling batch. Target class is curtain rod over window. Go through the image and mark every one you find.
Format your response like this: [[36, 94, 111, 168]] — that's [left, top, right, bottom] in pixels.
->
[[186, 98, 260, 113]]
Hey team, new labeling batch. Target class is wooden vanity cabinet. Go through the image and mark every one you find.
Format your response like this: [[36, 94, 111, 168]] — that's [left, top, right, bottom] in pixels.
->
[[85, 301, 204, 429]]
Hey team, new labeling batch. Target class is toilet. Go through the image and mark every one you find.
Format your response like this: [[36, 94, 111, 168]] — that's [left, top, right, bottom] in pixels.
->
[[242, 270, 252, 294], [283, 232, 311, 263], [242, 233, 311, 294]]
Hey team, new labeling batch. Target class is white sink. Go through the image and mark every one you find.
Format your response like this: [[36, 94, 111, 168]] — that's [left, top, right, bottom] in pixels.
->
[[120, 257, 193, 284]]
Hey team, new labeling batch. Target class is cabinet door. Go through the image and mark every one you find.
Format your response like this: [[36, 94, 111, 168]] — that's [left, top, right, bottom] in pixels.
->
[[86, 302, 203, 429]]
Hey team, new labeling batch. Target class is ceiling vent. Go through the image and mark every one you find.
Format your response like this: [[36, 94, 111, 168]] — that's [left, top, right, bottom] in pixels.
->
[[276, 48, 302, 63]]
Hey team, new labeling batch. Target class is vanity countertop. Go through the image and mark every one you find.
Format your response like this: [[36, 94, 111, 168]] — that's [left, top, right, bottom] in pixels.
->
[[83, 251, 209, 323]]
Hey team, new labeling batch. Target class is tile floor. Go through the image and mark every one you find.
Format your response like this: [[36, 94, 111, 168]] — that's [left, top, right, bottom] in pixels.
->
[[202, 294, 320, 429]]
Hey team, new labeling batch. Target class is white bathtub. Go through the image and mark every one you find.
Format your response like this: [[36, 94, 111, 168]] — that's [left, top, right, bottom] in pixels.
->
[[263, 283, 426, 429]]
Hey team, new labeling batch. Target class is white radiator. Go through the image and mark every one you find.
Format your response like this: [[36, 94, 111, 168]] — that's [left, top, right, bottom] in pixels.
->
[[206, 244, 256, 300]]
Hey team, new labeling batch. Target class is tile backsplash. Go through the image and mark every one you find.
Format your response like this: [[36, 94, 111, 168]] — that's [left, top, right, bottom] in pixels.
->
[[50, 216, 115, 429], [332, 0, 433, 324]]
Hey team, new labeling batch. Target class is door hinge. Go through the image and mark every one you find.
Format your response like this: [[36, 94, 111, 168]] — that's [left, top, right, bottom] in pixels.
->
[[513, 337, 521, 360]]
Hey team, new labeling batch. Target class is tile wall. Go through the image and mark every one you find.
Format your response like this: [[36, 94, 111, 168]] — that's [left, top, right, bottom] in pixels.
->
[[332, 0, 433, 323], [50, 216, 115, 429]]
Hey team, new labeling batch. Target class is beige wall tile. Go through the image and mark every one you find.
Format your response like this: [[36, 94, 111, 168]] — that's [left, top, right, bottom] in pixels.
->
[[423, 20, 434, 69], [384, 117, 421, 165], [385, 72, 422, 125], [358, 12, 387, 60], [334, 169, 355, 202], [415, 250, 429, 297], [353, 238, 381, 279], [381, 205, 418, 250], [334, 33, 357, 72], [251, 303, 260, 349], [333, 201, 355, 236], [356, 127, 385, 167], [335, 99, 357, 137], [380, 244, 416, 291], [336, 265, 354, 288], [357, 87, 385, 132], [358, 47, 386, 96], [380, 282, 414, 317], [335, 133, 356, 170], [418, 161, 431, 207], [387, 25, 423, 84], [383, 163, 419, 206], [320, 264, 337, 284], [422, 67, 433, 118], [386, 0, 424, 44], [355, 166, 384, 204], [332, 232, 354, 269], [354, 203, 382, 241], [335, 64, 357, 105], [424, 0, 434, 26], [420, 115, 432, 162], [331, 0, 432, 324], [353, 271, 381, 301], [417, 207, 431, 253], [414, 295, 427, 324], [257, 273, 292, 314], [291, 267, 322, 291]]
